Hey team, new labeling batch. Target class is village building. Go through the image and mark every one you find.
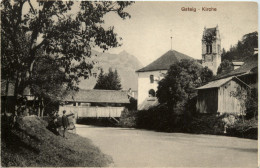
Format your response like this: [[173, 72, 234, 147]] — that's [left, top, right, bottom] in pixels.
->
[[202, 25, 222, 75], [196, 51, 258, 114], [136, 50, 193, 110], [59, 89, 136, 120], [232, 61, 244, 70]]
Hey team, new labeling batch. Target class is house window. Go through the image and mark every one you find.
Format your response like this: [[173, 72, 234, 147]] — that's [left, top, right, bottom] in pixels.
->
[[150, 75, 154, 83], [206, 45, 212, 54], [149, 89, 156, 97]]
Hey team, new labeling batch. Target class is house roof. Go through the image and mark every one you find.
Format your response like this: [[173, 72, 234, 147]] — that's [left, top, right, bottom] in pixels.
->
[[196, 76, 250, 90], [136, 50, 193, 72], [64, 89, 130, 104], [232, 62, 244, 66], [196, 77, 233, 90], [216, 53, 258, 80]]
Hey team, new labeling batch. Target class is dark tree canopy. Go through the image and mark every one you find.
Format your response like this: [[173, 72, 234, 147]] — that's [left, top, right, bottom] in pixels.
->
[[94, 68, 122, 90], [1, 0, 133, 115], [222, 31, 258, 61], [217, 60, 234, 75], [156, 59, 213, 112]]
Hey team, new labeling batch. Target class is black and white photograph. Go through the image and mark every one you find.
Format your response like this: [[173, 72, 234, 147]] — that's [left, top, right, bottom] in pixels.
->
[[1, 0, 258, 167]]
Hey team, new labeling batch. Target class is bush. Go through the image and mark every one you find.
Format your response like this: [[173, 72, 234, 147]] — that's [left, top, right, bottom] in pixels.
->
[[118, 109, 137, 128], [226, 118, 258, 139], [135, 104, 188, 132], [189, 114, 225, 135]]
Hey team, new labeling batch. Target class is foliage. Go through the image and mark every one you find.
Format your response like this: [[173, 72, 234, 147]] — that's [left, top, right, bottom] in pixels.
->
[[1, 115, 112, 166], [119, 109, 138, 128], [226, 118, 258, 139], [1, 0, 133, 113], [156, 59, 213, 112], [217, 60, 234, 75], [245, 88, 258, 119], [189, 114, 224, 135], [222, 32, 258, 61], [202, 31, 216, 44], [94, 68, 122, 90]]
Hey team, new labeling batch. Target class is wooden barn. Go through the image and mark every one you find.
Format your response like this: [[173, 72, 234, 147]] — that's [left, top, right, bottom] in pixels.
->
[[197, 51, 258, 115], [196, 76, 250, 114], [59, 89, 135, 120]]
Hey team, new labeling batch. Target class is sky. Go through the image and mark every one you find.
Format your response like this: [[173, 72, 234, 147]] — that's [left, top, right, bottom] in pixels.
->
[[99, 1, 258, 66]]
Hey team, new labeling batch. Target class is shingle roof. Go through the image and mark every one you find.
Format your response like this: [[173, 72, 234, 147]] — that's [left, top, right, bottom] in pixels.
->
[[196, 77, 233, 90], [136, 50, 193, 72], [64, 89, 130, 104]]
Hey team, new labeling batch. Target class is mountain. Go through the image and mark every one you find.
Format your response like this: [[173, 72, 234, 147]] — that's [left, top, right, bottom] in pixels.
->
[[78, 50, 143, 90]]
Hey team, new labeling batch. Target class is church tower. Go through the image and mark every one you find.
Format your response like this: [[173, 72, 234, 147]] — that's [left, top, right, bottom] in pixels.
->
[[202, 25, 221, 75]]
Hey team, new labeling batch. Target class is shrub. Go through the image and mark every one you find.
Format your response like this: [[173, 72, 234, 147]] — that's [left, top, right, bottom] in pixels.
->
[[226, 118, 258, 139], [118, 108, 138, 128], [189, 114, 225, 135]]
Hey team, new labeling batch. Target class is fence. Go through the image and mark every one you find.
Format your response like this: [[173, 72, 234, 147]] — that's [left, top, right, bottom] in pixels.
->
[[59, 106, 124, 118]]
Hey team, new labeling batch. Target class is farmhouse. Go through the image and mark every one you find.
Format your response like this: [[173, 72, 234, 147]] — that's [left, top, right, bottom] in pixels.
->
[[196, 51, 258, 114], [59, 89, 135, 119], [136, 50, 193, 110]]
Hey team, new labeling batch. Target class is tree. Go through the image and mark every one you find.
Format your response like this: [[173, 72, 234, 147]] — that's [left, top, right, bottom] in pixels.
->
[[156, 59, 213, 112], [94, 68, 122, 90], [1, 1, 133, 114], [222, 32, 258, 61], [217, 60, 234, 75]]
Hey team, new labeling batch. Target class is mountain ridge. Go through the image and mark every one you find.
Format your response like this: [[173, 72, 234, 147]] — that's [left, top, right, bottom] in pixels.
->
[[78, 50, 143, 90]]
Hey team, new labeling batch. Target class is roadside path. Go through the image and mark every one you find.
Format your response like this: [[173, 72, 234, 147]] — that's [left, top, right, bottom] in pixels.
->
[[76, 124, 257, 167]]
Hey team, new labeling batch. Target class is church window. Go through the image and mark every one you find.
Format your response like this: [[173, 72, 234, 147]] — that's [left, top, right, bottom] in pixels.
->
[[148, 89, 156, 97], [150, 75, 154, 83], [206, 45, 212, 54]]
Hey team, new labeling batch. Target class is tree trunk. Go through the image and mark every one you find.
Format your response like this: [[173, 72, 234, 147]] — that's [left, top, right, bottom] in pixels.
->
[[41, 98, 44, 117], [38, 97, 41, 117], [4, 78, 10, 115]]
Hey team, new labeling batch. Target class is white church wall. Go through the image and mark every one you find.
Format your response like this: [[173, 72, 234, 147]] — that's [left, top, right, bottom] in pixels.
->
[[137, 70, 167, 109]]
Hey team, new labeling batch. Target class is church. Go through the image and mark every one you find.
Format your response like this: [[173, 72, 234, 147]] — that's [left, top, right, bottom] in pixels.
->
[[136, 26, 221, 110]]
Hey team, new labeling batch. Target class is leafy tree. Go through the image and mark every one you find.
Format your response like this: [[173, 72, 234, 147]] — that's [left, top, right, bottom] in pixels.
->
[[156, 59, 213, 112], [222, 32, 258, 61], [217, 60, 234, 75], [94, 68, 122, 90], [1, 1, 133, 114]]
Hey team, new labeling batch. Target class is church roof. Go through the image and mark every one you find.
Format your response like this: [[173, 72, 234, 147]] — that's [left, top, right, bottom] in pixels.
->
[[136, 50, 193, 72]]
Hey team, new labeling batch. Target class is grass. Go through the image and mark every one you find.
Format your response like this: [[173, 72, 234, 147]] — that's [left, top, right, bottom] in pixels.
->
[[1, 115, 113, 167]]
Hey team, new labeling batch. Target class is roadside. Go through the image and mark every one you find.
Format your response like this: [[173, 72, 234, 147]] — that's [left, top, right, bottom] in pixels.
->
[[1, 115, 112, 167], [76, 124, 258, 167]]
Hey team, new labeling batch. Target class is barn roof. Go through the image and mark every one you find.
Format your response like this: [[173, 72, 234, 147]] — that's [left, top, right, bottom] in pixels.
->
[[196, 77, 233, 90], [197, 76, 250, 90], [136, 50, 193, 72], [64, 89, 130, 104]]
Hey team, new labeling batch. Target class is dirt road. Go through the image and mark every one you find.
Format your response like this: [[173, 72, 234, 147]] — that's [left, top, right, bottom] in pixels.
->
[[76, 124, 257, 167]]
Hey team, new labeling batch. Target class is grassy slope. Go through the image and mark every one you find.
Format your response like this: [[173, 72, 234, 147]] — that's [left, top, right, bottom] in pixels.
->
[[1, 115, 112, 167]]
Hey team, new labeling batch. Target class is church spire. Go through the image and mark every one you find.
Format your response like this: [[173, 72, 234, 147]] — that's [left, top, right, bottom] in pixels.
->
[[170, 29, 173, 50]]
